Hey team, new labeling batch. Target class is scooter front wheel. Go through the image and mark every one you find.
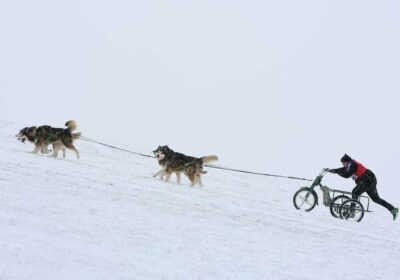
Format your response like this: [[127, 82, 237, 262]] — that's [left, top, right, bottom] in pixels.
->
[[293, 187, 317, 212]]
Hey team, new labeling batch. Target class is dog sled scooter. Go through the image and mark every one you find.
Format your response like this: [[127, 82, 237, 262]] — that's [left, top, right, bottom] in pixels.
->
[[293, 169, 371, 222]]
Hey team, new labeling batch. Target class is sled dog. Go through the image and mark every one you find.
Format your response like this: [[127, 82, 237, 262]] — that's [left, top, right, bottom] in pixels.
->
[[16, 120, 81, 159], [153, 145, 218, 187]]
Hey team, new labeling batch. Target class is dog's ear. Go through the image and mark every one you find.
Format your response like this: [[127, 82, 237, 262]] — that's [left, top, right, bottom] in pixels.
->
[[161, 145, 168, 152], [27, 129, 34, 139]]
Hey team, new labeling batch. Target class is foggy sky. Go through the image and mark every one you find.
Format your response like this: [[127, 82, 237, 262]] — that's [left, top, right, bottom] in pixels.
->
[[1, 0, 399, 201]]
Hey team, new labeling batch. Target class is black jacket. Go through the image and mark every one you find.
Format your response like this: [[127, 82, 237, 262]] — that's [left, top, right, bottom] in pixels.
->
[[330, 160, 357, 179], [330, 160, 375, 185]]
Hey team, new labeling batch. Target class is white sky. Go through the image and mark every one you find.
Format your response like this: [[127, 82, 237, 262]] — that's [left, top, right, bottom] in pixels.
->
[[1, 1, 399, 200]]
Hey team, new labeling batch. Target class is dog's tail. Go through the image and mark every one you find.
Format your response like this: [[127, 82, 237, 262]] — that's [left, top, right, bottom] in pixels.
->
[[72, 132, 82, 139], [201, 155, 218, 164], [65, 120, 77, 131]]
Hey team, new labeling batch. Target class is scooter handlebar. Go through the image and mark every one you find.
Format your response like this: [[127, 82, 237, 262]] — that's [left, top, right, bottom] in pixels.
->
[[320, 168, 330, 176]]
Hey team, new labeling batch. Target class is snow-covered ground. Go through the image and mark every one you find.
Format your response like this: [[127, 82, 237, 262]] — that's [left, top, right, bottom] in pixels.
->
[[0, 120, 399, 280]]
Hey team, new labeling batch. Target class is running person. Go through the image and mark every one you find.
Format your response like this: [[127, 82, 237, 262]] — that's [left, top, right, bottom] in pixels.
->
[[328, 154, 398, 221]]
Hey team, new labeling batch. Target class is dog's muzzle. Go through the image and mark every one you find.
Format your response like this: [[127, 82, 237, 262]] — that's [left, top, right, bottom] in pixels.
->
[[16, 135, 26, 143], [154, 151, 165, 160]]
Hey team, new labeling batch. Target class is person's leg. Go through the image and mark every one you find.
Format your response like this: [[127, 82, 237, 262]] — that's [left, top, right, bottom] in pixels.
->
[[343, 183, 366, 218], [366, 178, 395, 212], [352, 183, 366, 200]]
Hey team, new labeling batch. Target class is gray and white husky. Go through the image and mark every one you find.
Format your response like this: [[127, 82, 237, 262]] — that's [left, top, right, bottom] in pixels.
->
[[16, 120, 81, 159], [153, 145, 218, 187]]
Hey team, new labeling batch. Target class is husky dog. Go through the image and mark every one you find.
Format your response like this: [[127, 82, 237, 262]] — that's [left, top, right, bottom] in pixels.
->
[[153, 145, 218, 187], [16, 120, 81, 159]]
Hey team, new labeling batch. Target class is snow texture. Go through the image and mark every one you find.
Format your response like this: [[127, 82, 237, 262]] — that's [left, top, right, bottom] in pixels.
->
[[0, 120, 399, 280]]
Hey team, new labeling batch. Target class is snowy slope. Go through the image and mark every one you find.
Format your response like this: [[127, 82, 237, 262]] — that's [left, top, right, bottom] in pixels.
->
[[0, 120, 399, 280]]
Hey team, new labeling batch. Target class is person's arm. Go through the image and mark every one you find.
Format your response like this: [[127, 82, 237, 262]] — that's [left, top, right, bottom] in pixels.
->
[[329, 162, 357, 178]]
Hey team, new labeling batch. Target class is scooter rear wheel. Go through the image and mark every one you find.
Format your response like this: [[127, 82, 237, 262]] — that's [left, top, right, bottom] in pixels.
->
[[339, 199, 365, 222], [330, 195, 350, 218]]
